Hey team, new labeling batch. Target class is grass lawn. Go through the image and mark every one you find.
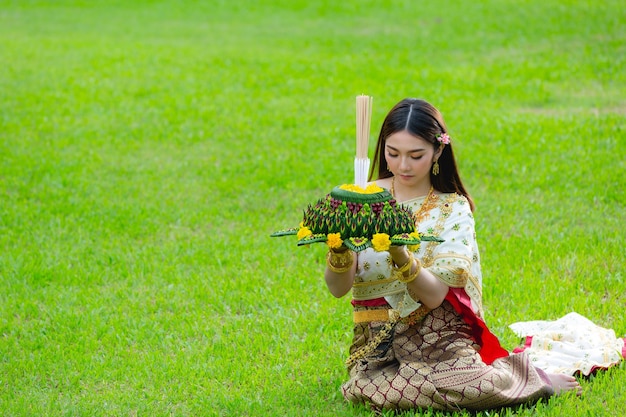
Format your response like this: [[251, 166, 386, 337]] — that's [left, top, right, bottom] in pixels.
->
[[1, 0, 624, 415]]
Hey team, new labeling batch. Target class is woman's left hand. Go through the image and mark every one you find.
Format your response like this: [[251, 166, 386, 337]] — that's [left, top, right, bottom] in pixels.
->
[[388, 245, 411, 266]]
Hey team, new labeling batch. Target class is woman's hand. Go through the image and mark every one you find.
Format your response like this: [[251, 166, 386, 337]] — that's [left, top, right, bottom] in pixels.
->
[[388, 245, 411, 267], [389, 245, 449, 310]]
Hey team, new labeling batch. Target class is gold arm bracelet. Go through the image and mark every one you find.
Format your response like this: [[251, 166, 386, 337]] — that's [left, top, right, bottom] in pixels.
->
[[397, 257, 422, 284], [326, 250, 354, 273], [393, 252, 414, 274]]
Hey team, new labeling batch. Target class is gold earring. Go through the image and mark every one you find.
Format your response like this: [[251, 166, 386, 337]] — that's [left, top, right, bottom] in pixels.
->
[[432, 161, 439, 176]]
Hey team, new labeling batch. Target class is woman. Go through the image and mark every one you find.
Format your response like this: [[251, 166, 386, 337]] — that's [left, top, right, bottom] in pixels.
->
[[324, 98, 581, 411]]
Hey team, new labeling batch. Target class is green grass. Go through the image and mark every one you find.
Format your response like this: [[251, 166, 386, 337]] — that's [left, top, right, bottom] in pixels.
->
[[1, 0, 624, 415]]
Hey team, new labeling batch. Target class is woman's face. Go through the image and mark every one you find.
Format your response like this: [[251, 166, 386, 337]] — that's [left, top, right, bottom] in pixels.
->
[[384, 130, 437, 189]]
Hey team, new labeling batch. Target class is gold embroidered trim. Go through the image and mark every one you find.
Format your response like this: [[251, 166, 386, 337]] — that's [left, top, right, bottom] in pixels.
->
[[466, 274, 484, 317], [351, 281, 406, 300], [345, 305, 431, 368], [352, 271, 406, 300], [345, 319, 397, 368], [431, 252, 472, 264], [413, 190, 439, 224], [353, 309, 392, 323], [430, 253, 473, 287], [415, 193, 484, 317], [438, 268, 468, 287], [468, 273, 481, 297], [352, 276, 397, 287], [421, 194, 458, 267], [404, 304, 431, 325]]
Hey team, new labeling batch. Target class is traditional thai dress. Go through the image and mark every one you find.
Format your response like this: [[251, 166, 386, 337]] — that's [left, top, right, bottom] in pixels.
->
[[341, 192, 555, 411]]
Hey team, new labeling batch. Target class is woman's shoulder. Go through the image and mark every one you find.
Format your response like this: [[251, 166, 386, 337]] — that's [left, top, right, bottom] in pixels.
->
[[436, 192, 473, 216], [437, 191, 469, 205]]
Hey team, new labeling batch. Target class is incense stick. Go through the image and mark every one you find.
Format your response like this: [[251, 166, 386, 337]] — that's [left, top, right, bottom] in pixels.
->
[[355, 95, 372, 159], [355, 95, 372, 187]]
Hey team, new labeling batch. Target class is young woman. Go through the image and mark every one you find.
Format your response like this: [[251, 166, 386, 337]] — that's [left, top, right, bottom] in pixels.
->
[[324, 98, 581, 411]]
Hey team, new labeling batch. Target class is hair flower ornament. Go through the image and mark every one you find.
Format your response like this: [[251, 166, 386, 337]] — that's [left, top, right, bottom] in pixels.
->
[[436, 133, 451, 145], [271, 183, 443, 252]]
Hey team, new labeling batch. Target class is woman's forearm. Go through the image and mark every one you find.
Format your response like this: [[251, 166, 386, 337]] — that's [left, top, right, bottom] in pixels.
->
[[388, 246, 448, 309], [324, 249, 356, 298], [406, 267, 449, 309], [324, 264, 356, 298]]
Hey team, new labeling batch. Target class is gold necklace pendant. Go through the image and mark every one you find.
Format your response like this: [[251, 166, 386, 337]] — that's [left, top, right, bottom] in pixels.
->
[[413, 187, 437, 225]]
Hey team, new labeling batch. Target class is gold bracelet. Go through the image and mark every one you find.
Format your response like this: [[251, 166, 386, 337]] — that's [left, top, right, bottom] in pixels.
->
[[328, 248, 352, 265], [393, 252, 414, 274], [397, 257, 422, 283], [326, 250, 354, 273]]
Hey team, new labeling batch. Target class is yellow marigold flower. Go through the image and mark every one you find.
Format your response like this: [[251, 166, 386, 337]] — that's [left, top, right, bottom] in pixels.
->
[[297, 226, 313, 240], [408, 231, 421, 252], [326, 233, 343, 249], [408, 243, 421, 252], [339, 183, 384, 194], [371, 233, 391, 252], [364, 183, 384, 193]]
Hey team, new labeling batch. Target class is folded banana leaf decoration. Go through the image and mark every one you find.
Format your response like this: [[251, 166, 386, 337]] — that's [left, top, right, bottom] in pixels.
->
[[271, 184, 443, 252]]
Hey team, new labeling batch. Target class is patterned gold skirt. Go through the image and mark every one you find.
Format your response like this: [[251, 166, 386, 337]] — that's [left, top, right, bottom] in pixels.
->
[[342, 301, 554, 411]]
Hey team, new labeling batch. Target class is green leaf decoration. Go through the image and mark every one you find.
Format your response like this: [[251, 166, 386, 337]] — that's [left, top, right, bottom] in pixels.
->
[[330, 187, 391, 204], [271, 184, 445, 250], [420, 235, 444, 242], [270, 228, 298, 237], [390, 233, 420, 246], [388, 233, 444, 245], [344, 237, 371, 252], [296, 233, 328, 246]]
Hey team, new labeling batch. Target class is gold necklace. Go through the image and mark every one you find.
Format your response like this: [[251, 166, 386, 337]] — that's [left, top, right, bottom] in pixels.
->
[[391, 177, 437, 224]]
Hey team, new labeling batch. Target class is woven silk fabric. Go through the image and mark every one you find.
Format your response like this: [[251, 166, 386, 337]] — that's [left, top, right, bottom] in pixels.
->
[[343, 302, 553, 411], [343, 192, 555, 410]]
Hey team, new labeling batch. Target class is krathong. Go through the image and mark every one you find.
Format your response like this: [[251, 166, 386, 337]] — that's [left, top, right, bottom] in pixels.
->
[[271, 95, 443, 252], [271, 183, 443, 252]]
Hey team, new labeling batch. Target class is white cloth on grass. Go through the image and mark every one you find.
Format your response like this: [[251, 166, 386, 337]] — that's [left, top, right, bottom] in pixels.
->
[[509, 312, 625, 376]]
